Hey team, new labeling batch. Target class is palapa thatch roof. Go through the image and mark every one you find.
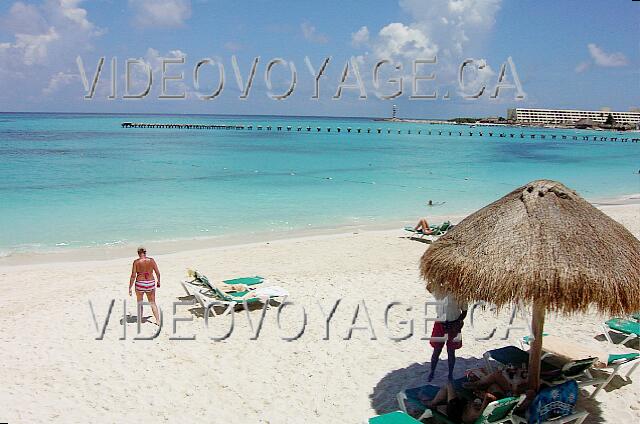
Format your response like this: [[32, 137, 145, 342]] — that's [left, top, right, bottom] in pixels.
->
[[574, 118, 596, 129], [420, 180, 640, 315]]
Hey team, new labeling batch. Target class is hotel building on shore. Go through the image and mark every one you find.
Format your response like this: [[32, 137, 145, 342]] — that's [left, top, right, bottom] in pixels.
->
[[507, 108, 640, 126]]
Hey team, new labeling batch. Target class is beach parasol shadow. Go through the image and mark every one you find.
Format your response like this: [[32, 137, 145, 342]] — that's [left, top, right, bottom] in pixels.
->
[[369, 357, 483, 415]]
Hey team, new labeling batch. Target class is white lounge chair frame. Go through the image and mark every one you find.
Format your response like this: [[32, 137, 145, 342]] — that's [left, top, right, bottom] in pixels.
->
[[586, 356, 640, 398], [396, 391, 433, 421], [180, 276, 287, 316], [517, 336, 640, 398], [602, 321, 639, 345]]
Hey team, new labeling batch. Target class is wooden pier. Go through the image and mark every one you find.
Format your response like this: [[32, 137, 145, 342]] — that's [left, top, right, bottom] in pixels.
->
[[120, 122, 640, 143]]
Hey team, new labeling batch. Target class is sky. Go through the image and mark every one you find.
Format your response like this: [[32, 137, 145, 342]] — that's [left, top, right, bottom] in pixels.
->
[[0, 0, 638, 118]]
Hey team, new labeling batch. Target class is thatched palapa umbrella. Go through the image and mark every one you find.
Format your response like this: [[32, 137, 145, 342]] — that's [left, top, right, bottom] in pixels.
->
[[420, 179, 640, 390]]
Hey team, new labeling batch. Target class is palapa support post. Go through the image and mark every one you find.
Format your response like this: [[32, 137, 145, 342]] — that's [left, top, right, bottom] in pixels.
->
[[528, 300, 545, 391]]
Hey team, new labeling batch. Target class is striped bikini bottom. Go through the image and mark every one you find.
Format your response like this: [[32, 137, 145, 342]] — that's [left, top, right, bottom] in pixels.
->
[[135, 280, 156, 292]]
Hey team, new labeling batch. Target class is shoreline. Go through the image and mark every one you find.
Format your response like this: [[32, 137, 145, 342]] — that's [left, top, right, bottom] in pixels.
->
[[0, 211, 463, 267], [2, 193, 638, 267]]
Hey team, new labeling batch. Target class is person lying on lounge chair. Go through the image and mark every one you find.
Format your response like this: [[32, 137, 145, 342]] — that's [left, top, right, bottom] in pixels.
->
[[417, 369, 533, 422], [462, 367, 530, 398], [420, 381, 497, 424], [414, 218, 433, 234], [219, 282, 251, 293]]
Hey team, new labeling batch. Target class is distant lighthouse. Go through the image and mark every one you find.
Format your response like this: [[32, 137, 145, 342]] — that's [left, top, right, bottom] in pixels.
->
[[392, 104, 398, 119]]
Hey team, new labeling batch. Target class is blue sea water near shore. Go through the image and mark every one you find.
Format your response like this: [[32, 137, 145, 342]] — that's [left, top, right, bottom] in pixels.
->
[[0, 112, 638, 257]]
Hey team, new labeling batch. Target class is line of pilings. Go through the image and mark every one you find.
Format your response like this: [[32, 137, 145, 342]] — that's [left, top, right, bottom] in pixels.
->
[[120, 122, 640, 143]]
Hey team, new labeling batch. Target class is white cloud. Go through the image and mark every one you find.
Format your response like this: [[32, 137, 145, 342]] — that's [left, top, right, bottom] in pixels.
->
[[128, 0, 192, 28], [351, 26, 370, 47], [53, 0, 95, 31], [17, 28, 60, 65], [574, 61, 590, 73], [350, 0, 503, 97], [441, 0, 501, 28], [0, 1, 99, 69], [574, 44, 629, 74], [301, 22, 328, 44], [125, 48, 193, 97], [361, 0, 502, 60], [374, 23, 438, 60], [458, 58, 495, 96], [43, 71, 78, 95], [145, 48, 187, 70], [2, 2, 49, 34], [0, 0, 101, 99], [587, 43, 628, 67]]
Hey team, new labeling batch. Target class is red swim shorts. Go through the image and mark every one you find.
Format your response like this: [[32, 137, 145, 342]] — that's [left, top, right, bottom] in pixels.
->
[[430, 320, 463, 350]]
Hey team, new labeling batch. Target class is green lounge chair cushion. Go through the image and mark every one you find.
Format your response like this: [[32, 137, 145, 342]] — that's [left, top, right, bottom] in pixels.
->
[[607, 353, 640, 365], [223, 276, 264, 286], [369, 411, 421, 424], [404, 226, 429, 234], [438, 221, 451, 232], [606, 318, 640, 336], [482, 397, 521, 423], [196, 273, 261, 302], [431, 396, 520, 424], [225, 291, 260, 303], [216, 290, 262, 303], [201, 288, 262, 304]]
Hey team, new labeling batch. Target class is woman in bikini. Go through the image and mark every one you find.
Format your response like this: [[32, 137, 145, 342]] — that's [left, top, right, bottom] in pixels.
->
[[128, 247, 161, 325], [414, 217, 434, 234]]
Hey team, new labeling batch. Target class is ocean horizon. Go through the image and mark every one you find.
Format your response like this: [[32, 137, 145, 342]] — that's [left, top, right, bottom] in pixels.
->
[[1, 112, 638, 257]]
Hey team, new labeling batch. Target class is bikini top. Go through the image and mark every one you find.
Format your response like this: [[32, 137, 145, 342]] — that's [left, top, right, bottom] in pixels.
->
[[136, 258, 153, 280]]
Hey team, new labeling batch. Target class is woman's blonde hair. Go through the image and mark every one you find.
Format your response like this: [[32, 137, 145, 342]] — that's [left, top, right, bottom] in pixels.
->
[[137, 246, 147, 255]]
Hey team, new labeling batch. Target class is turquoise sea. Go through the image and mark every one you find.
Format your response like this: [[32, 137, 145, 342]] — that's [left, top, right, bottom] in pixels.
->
[[0, 112, 638, 256]]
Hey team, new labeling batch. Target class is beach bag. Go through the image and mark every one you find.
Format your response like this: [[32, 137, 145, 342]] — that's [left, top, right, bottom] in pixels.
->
[[527, 380, 578, 424]]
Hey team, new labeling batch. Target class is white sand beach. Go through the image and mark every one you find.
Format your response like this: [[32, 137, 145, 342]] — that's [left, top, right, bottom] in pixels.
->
[[0, 203, 638, 423]]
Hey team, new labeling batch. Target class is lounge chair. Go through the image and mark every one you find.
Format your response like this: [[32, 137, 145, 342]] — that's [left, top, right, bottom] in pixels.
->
[[603, 318, 640, 345], [430, 394, 524, 424], [397, 384, 441, 421], [520, 333, 640, 397], [404, 221, 452, 239], [180, 269, 264, 296], [483, 346, 598, 388], [433, 221, 453, 237], [632, 312, 640, 321], [511, 380, 588, 424], [589, 353, 640, 397], [397, 378, 525, 424], [191, 273, 288, 316], [397, 376, 472, 420], [403, 226, 431, 238], [182, 271, 289, 315], [368, 411, 421, 423]]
